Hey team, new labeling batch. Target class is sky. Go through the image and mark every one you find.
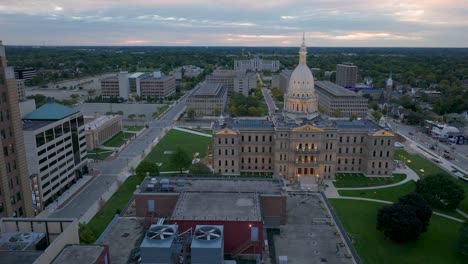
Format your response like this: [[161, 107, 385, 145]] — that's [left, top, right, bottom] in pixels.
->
[[0, 0, 467, 47]]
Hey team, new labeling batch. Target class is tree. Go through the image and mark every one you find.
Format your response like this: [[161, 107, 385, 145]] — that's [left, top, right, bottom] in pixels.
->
[[128, 114, 136, 121], [416, 173, 465, 210], [213, 107, 221, 116], [397, 192, 432, 232], [189, 162, 212, 175], [71, 94, 81, 100], [78, 223, 96, 244], [115, 111, 124, 115], [349, 113, 358, 121], [187, 109, 195, 120], [135, 161, 159, 178], [170, 147, 191, 173], [376, 203, 423, 242], [88, 89, 96, 96], [372, 110, 383, 122], [332, 108, 341, 117], [458, 222, 468, 256]]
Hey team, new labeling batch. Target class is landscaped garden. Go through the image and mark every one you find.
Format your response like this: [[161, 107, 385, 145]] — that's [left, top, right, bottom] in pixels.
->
[[87, 148, 113, 160], [338, 180, 416, 202], [333, 173, 406, 188], [330, 199, 466, 264], [124, 125, 144, 132], [144, 129, 212, 172], [395, 149, 468, 213], [103, 132, 134, 147]]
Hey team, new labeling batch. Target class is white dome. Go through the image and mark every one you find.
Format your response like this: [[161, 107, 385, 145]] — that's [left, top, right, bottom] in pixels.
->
[[288, 64, 315, 94]]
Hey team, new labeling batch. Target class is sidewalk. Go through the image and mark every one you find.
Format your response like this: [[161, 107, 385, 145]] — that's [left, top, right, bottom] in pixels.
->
[[173, 127, 212, 137]]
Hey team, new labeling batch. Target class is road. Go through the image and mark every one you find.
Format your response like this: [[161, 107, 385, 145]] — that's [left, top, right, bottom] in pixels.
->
[[49, 96, 188, 219], [261, 87, 278, 114], [387, 119, 468, 173]]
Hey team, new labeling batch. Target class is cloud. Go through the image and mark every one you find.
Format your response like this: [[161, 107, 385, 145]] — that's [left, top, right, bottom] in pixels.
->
[[0, 0, 466, 46]]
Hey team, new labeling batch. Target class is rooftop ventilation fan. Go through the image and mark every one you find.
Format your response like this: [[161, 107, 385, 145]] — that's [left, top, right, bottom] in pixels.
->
[[145, 226, 175, 240], [194, 226, 222, 241]]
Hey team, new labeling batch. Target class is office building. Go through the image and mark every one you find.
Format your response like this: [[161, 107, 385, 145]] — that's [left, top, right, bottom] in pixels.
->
[[205, 69, 243, 92], [22, 100, 87, 211], [186, 82, 227, 116], [212, 36, 395, 183], [234, 57, 280, 72], [84, 115, 123, 151], [13, 67, 37, 82], [16, 79, 26, 100], [169, 65, 203, 80], [315, 81, 368, 118], [336, 63, 358, 88], [278, 70, 292, 94], [0, 41, 34, 217], [100, 71, 176, 99], [233, 72, 256, 96]]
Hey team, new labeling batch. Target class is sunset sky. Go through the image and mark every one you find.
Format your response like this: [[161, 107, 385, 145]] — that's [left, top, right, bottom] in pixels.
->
[[1, 0, 467, 47]]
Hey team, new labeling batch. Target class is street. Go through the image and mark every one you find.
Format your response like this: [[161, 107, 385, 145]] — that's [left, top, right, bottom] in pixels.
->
[[49, 95, 188, 219]]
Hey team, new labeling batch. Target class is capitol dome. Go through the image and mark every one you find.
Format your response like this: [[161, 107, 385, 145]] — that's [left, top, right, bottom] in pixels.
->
[[288, 64, 314, 94]]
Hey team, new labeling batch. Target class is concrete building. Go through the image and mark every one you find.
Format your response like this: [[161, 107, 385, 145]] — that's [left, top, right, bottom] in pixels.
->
[[100, 71, 175, 99], [234, 57, 280, 72], [336, 63, 358, 88], [205, 69, 245, 92], [84, 115, 123, 151], [13, 67, 37, 82], [139, 72, 176, 98], [134, 177, 286, 258], [52, 245, 111, 264], [212, 37, 395, 184], [233, 72, 256, 96], [169, 65, 203, 80], [0, 41, 35, 218], [315, 81, 368, 118], [0, 218, 79, 264], [22, 100, 88, 211], [186, 82, 228, 116], [16, 79, 26, 100], [278, 70, 292, 94]]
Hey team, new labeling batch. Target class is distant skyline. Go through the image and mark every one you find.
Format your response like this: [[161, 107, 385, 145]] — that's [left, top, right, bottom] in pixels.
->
[[1, 0, 467, 47]]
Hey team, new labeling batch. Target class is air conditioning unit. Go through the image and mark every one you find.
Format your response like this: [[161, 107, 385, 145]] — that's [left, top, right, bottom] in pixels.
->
[[191, 225, 224, 264], [140, 224, 178, 264]]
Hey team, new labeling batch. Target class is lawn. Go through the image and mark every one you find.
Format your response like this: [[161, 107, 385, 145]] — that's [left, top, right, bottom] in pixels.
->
[[395, 149, 468, 214], [333, 173, 406, 188], [144, 129, 212, 172], [103, 132, 133, 147], [338, 180, 416, 202], [87, 175, 142, 240], [124, 125, 144, 132], [87, 148, 113, 160], [329, 199, 465, 264]]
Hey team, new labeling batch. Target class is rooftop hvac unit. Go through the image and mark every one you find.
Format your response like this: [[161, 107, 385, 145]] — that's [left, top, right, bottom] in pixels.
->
[[140, 224, 178, 264], [191, 225, 224, 264]]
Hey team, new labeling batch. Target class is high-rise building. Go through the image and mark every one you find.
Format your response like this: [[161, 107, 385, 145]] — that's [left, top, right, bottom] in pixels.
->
[[336, 63, 358, 88], [0, 41, 34, 217], [13, 67, 37, 82], [314, 81, 368, 118]]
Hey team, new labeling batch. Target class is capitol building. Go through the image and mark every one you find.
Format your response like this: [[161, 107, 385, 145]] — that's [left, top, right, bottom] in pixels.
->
[[212, 35, 395, 185]]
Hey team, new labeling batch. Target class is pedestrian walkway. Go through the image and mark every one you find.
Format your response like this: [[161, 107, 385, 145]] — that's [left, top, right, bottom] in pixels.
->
[[173, 127, 212, 137], [323, 168, 465, 223]]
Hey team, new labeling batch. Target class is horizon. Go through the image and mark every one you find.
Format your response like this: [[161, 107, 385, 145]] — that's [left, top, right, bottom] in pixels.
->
[[1, 0, 467, 47]]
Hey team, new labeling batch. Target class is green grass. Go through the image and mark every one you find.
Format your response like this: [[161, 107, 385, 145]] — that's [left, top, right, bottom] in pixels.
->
[[87, 175, 142, 239], [87, 148, 113, 160], [338, 180, 416, 202], [124, 125, 144, 132], [329, 199, 465, 264], [103, 132, 133, 147], [395, 149, 468, 214], [333, 173, 406, 188], [395, 149, 448, 178], [144, 129, 212, 172]]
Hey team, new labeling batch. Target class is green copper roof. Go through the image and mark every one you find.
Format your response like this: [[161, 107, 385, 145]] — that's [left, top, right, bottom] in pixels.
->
[[23, 102, 79, 120]]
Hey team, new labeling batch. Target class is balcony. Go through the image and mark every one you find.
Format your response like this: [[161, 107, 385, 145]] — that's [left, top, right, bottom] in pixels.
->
[[295, 148, 320, 154]]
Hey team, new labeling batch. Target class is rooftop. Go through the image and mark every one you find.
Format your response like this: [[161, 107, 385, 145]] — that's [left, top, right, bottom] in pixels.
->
[[140, 75, 173, 81], [23, 119, 55, 131], [315, 81, 360, 97], [23, 101, 79, 121], [190, 83, 226, 98], [137, 177, 284, 195], [52, 245, 107, 264], [171, 192, 261, 221], [84, 115, 120, 130]]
